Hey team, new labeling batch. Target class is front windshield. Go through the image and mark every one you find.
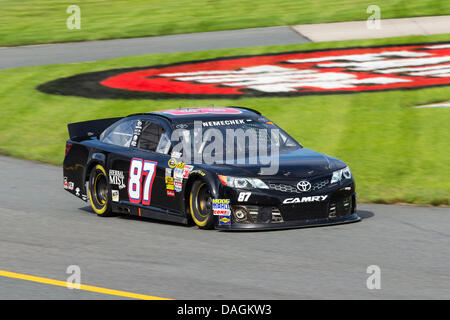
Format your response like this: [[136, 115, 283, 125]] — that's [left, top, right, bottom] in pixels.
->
[[170, 116, 301, 163]]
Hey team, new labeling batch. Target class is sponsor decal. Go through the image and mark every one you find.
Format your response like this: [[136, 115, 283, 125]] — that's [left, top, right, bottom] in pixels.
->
[[173, 167, 184, 180], [37, 42, 450, 99], [183, 165, 194, 178], [175, 161, 185, 169], [168, 158, 177, 168], [219, 215, 231, 225], [131, 120, 143, 147], [112, 190, 119, 202], [165, 176, 174, 191], [283, 195, 328, 204], [171, 151, 182, 158], [165, 167, 178, 194], [202, 119, 246, 127], [212, 199, 231, 216], [131, 135, 138, 147], [63, 163, 85, 171], [109, 170, 126, 189], [174, 179, 183, 192]]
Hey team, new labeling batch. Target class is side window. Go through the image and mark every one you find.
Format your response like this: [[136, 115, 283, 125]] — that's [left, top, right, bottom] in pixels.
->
[[138, 122, 170, 154], [100, 119, 137, 147]]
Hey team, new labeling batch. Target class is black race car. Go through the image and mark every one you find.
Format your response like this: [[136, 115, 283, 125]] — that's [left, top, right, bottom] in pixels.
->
[[63, 106, 360, 230]]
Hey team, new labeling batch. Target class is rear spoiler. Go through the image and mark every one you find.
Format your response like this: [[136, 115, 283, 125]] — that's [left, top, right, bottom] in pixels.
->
[[68, 117, 123, 140]]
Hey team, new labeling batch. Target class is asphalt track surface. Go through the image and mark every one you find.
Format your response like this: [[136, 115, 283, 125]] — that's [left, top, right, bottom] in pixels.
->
[[0, 26, 308, 70], [0, 155, 449, 299]]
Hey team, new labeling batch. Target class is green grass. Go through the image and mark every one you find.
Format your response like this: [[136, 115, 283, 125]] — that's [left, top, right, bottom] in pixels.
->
[[0, 34, 449, 205], [0, 0, 449, 46]]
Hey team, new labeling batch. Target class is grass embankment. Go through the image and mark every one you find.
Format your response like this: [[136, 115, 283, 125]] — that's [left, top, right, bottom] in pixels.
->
[[0, 0, 449, 46]]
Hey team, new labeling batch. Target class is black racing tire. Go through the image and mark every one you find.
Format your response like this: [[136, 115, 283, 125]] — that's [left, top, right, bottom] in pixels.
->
[[189, 180, 215, 229], [88, 164, 113, 217]]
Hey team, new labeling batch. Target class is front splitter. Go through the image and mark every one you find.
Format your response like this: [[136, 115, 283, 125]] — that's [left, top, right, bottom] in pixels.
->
[[216, 213, 361, 231]]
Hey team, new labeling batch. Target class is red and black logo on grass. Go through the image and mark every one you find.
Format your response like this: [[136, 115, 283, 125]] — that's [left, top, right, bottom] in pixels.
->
[[37, 42, 450, 99]]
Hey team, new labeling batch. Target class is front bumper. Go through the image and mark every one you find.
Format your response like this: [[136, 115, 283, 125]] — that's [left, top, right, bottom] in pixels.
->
[[215, 178, 359, 231]]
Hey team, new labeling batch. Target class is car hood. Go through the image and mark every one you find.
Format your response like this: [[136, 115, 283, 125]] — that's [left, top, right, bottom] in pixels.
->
[[205, 148, 346, 179]]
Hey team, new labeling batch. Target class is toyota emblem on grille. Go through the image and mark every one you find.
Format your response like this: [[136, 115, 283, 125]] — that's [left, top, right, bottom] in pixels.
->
[[297, 181, 311, 192]]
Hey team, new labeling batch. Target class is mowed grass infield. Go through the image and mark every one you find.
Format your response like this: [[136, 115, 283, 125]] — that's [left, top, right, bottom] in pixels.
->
[[0, 0, 449, 46], [0, 34, 449, 205]]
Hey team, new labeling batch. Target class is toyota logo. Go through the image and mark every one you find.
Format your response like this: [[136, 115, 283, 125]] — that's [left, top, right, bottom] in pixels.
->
[[297, 180, 311, 192]]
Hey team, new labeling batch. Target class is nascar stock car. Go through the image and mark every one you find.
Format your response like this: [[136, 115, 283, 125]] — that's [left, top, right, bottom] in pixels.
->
[[63, 106, 360, 230]]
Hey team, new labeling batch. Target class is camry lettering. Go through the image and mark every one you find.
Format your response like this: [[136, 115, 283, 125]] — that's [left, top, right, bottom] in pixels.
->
[[283, 195, 328, 204]]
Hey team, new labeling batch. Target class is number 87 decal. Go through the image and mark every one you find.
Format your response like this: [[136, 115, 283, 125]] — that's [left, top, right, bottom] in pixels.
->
[[128, 158, 157, 205]]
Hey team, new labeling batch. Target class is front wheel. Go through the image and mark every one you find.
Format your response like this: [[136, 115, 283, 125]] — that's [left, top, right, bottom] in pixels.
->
[[88, 164, 113, 216], [189, 180, 215, 229]]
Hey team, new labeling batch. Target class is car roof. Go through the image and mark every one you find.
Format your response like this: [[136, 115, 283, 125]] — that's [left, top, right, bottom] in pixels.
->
[[127, 106, 262, 123]]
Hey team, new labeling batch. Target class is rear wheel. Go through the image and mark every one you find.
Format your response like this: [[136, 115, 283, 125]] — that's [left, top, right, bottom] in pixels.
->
[[89, 164, 113, 216], [189, 180, 215, 229]]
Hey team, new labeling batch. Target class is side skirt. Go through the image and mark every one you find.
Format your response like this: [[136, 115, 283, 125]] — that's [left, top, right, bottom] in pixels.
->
[[111, 202, 188, 225]]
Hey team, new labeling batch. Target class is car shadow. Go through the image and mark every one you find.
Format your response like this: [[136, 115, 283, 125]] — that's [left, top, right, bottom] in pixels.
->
[[357, 210, 374, 220], [118, 214, 196, 229], [77, 206, 374, 231], [79, 206, 96, 214], [77, 206, 195, 229]]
